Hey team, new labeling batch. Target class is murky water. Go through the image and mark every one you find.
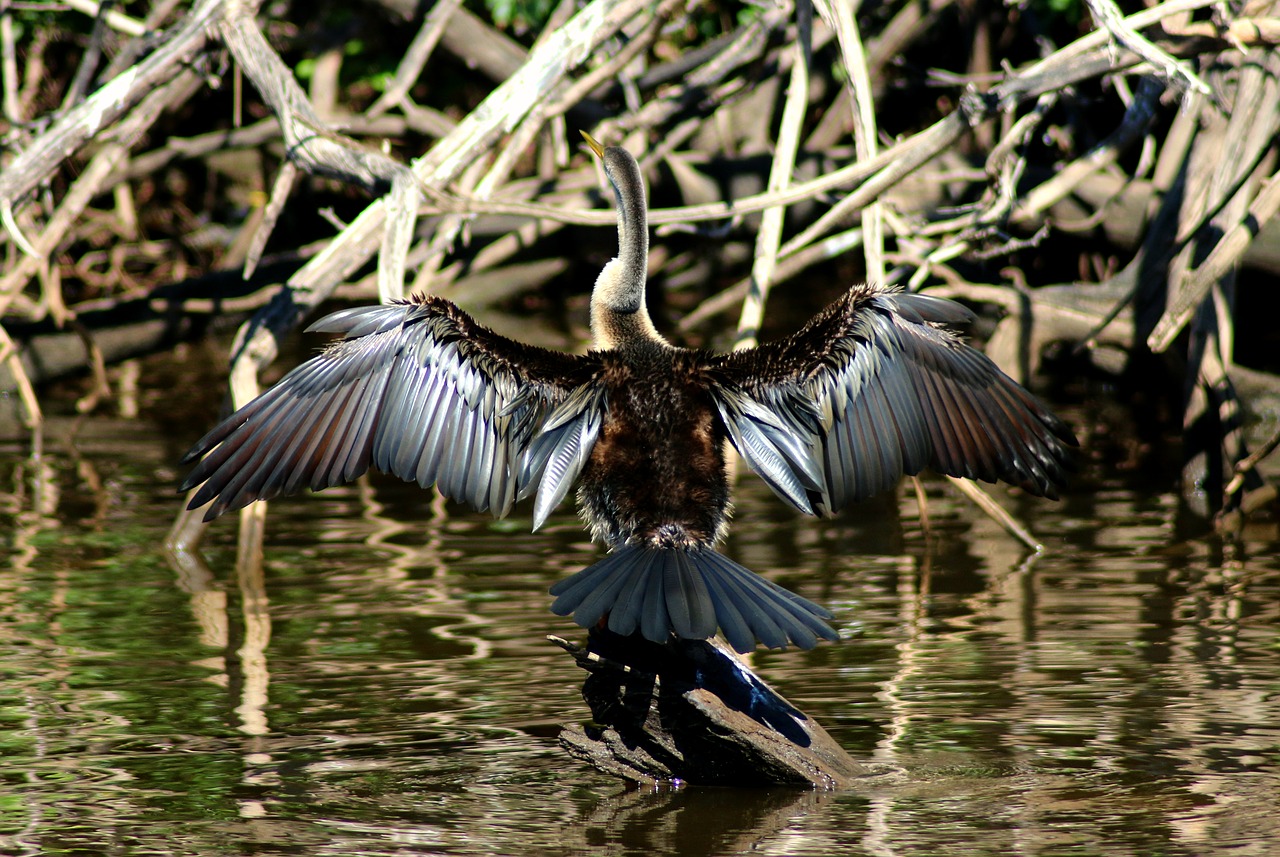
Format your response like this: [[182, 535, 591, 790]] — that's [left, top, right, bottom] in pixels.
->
[[2, 401, 1278, 856]]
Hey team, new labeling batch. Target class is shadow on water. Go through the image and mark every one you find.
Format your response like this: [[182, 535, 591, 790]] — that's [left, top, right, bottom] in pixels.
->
[[1, 401, 1278, 856]]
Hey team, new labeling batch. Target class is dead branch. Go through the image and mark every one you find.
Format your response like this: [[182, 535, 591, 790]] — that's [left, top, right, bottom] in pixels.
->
[[0, 0, 222, 210]]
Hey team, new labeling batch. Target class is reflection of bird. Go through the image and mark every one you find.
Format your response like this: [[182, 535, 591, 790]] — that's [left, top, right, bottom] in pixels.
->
[[183, 132, 1077, 653]]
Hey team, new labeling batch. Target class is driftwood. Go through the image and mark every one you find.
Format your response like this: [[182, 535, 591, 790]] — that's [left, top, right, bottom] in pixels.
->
[[552, 631, 866, 789]]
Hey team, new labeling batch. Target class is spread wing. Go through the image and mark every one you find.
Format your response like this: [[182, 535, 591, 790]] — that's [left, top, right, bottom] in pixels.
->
[[708, 284, 1077, 516], [182, 294, 603, 523]]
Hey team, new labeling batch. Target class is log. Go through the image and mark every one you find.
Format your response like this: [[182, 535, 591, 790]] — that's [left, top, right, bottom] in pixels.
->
[[552, 630, 867, 789]]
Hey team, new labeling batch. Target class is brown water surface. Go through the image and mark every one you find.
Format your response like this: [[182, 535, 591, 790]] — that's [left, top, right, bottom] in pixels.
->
[[1, 404, 1278, 856]]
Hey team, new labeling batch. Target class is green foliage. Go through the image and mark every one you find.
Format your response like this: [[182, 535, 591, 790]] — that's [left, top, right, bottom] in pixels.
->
[[480, 0, 558, 30], [294, 35, 397, 95], [1031, 0, 1082, 25], [735, 1, 765, 28], [5, 6, 63, 41]]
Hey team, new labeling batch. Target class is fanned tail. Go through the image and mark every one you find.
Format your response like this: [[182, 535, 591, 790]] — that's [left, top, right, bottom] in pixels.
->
[[548, 544, 838, 653]]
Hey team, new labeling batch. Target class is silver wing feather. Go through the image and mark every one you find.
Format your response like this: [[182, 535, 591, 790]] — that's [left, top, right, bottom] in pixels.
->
[[710, 284, 1077, 516], [182, 295, 601, 522]]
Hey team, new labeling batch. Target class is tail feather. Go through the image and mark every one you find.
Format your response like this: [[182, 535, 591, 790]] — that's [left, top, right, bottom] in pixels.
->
[[703, 550, 837, 646], [602, 551, 654, 636], [697, 571, 757, 653], [699, 564, 789, 651], [701, 553, 832, 651], [664, 551, 717, 640], [560, 551, 637, 629], [549, 544, 838, 652], [640, 556, 670, 645]]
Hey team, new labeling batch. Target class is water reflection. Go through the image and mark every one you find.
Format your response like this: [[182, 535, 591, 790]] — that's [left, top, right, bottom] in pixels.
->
[[0, 412, 1278, 856]]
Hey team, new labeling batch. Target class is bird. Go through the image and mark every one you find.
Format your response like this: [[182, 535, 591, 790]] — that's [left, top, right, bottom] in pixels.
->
[[182, 132, 1077, 653]]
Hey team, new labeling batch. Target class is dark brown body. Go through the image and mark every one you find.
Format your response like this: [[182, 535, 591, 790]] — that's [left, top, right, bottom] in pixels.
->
[[579, 344, 730, 550]]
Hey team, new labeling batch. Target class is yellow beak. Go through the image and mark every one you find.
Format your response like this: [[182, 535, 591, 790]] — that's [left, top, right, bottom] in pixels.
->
[[580, 130, 606, 159]]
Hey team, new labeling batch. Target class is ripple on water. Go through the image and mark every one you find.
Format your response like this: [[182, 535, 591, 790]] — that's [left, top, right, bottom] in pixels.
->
[[1, 415, 1279, 856]]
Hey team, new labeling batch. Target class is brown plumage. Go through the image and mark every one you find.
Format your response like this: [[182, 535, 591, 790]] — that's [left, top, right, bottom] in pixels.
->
[[182, 134, 1077, 652]]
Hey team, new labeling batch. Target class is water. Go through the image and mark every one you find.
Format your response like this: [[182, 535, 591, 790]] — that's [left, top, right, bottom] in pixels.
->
[[2, 404, 1278, 856]]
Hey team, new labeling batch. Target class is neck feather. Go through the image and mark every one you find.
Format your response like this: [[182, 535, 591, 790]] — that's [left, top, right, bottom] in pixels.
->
[[590, 149, 665, 350], [591, 261, 665, 349]]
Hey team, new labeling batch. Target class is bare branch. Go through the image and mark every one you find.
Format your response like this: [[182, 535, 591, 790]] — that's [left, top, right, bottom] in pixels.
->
[[1083, 0, 1212, 96], [0, 0, 222, 211], [735, 0, 811, 350]]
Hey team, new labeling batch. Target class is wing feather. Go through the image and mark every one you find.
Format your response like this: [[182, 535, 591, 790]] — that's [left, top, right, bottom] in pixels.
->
[[309, 375, 367, 489], [182, 295, 601, 522], [710, 284, 1077, 515], [527, 385, 606, 530]]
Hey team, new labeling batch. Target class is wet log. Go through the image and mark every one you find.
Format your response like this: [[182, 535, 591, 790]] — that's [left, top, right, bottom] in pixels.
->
[[552, 631, 867, 789]]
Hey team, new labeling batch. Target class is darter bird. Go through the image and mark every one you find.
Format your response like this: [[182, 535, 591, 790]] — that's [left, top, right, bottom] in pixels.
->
[[182, 133, 1077, 653]]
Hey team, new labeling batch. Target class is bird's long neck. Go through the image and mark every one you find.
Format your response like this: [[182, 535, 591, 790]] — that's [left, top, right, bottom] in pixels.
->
[[591, 152, 667, 351]]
